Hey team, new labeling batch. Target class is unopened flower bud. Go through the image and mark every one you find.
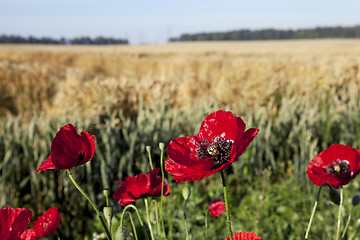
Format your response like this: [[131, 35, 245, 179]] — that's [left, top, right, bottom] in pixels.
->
[[146, 145, 151, 153], [352, 194, 360, 206], [103, 206, 113, 224], [115, 226, 128, 240], [182, 187, 191, 200], [159, 142, 165, 151], [329, 187, 341, 205]]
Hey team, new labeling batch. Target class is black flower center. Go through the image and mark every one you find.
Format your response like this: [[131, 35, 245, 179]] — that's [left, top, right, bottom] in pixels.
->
[[196, 136, 233, 168], [326, 160, 350, 175]]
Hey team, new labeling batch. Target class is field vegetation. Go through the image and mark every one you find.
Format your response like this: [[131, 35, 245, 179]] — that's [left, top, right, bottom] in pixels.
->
[[1, 40, 360, 239]]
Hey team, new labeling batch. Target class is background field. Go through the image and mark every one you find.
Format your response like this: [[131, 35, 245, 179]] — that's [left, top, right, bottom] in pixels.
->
[[1, 39, 360, 239]]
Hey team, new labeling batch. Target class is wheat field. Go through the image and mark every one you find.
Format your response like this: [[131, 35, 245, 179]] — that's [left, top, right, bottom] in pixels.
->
[[1, 39, 359, 119], [1, 40, 360, 239]]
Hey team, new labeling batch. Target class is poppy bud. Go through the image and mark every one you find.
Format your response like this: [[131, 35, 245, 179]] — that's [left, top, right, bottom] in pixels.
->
[[103, 206, 113, 229], [182, 187, 191, 200], [329, 187, 341, 205], [115, 226, 128, 240], [352, 194, 360, 206], [159, 142, 165, 151], [146, 145, 151, 152]]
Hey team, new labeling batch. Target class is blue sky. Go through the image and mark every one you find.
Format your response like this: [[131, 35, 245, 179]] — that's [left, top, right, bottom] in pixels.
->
[[1, 0, 359, 44]]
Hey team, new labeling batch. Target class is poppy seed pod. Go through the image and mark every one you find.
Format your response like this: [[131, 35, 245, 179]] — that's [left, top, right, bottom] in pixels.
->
[[352, 194, 360, 206], [103, 189, 111, 198]]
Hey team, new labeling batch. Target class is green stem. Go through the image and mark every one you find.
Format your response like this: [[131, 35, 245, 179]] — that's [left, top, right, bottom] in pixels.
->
[[152, 200, 162, 238], [128, 212, 138, 240], [336, 187, 343, 240], [183, 189, 191, 240], [305, 201, 318, 240], [342, 205, 352, 239], [159, 142, 166, 239], [120, 204, 150, 240], [220, 171, 233, 240], [66, 169, 112, 240], [204, 210, 208, 239], [145, 199, 155, 240], [305, 182, 333, 239], [184, 217, 189, 240]]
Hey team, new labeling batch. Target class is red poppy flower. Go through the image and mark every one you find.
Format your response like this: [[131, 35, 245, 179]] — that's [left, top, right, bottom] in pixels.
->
[[0, 206, 33, 240], [206, 199, 226, 216], [35, 123, 95, 172], [224, 232, 261, 240], [165, 110, 259, 182], [20, 207, 60, 240], [33, 207, 60, 238], [113, 168, 171, 206], [307, 144, 360, 189]]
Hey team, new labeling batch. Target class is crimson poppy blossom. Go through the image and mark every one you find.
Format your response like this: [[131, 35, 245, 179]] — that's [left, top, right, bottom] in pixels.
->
[[307, 144, 360, 189], [20, 208, 60, 240], [35, 123, 95, 172], [206, 199, 226, 216], [0, 206, 33, 240], [165, 110, 259, 182], [0, 207, 60, 240], [224, 232, 261, 240], [113, 168, 171, 206]]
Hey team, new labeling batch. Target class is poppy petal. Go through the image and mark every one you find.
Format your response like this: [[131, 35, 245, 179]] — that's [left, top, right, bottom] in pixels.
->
[[33, 207, 60, 237], [197, 110, 245, 142], [113, 168, 171, 206], [307, 144, 360, 189], [51, 124, 83, 169], [34, 156, 56, 173], [77, 131, 95, 166], [20, 229, 38, 240], [225, 232, 261, 240], [207, 199, 226, 216], [3, 207, 33, 240]]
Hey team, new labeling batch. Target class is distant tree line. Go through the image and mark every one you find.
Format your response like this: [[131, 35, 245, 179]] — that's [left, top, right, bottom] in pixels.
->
[[169, 25, 360, 41], [0, 35, 128, 45]]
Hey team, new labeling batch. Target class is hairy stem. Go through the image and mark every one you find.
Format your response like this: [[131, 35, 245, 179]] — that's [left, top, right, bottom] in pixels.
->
[[66, 169, 112, 240], [221, 171, 233, 240]]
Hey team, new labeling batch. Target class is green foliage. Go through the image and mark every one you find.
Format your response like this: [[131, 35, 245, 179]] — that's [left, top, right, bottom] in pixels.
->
[[0, 34, 129, 45], [169, 25, 360, 41]]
